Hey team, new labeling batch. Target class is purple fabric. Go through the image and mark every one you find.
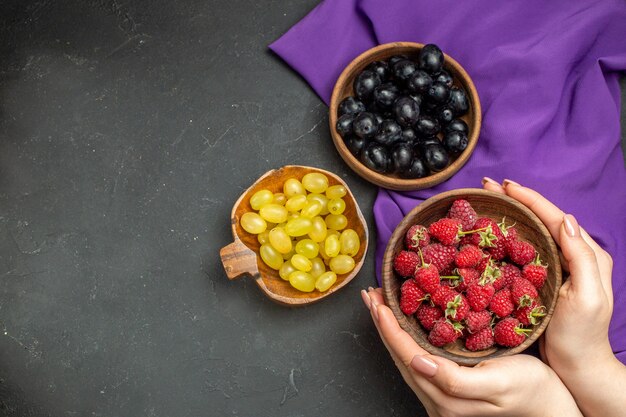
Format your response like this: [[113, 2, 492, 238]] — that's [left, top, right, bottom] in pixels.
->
[[270, 0, 626, 363]]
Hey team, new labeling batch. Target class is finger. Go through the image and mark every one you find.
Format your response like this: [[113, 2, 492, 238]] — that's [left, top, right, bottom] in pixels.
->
[[371, 297, 499, 414], [373, 299, 430, 364], [411, 355, 506, 401], [559, 214, 604, 297], [482, 177, 505, 194], [366, 290, 501, 415], [539, 336, 549, 366], [363, 290, 421, 375]]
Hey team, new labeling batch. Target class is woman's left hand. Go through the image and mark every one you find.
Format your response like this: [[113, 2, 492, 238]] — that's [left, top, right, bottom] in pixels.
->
[[362, 288, 582, 417]]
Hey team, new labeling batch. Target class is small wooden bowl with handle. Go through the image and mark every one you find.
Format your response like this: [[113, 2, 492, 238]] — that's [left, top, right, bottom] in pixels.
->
[[329, 42, 481, 191], [382, 189, 561, 366], [220, 165, 369, 306]]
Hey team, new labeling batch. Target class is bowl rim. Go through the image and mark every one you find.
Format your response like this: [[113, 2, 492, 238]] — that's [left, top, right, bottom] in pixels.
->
[[225, 165, 369, 306], [381, 188, 562, 365], [329, 41, 482, 191]]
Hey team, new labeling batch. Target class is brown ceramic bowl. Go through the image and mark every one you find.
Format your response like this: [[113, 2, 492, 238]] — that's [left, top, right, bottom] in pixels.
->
[[381, 189, 561, 366], [220, 165, 368, 306], [329, 42, 481, 191]]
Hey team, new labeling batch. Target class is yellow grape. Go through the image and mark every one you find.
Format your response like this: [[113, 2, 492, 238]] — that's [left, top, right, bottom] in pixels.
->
[[309, 257, 326, 279], [285, 194, 307, 212], [325, 214, 348, 231], [273, 193, 287, 206], [250, 189, 273, 210], [302, 172, 329, 194], [279, 261, 296, 281], [285, 217, 313, 237], [300, 200, 323, 218], [257, 231, 270, 245], [291, 254, 312, 272], [327, 198, 346, 215], [240, 212, 267, 234], [326, 229, 340, 239], [259, 204, 288, 224], [283, 178, 306, 198], [259, 244, 283, 270], [329, 255, 355, 274], [308, 216, 327, 243], [318, 240, 331, 263], [269, 227, 292, 254], [282, 246, 296, 260], [315, 271, 337, 292], [325, 185, 347, 199], [295, 239, 319, 258], [339, 229, 360, 256], [289, 271, 315, 292], [307, 193, 330, 215], [324, 234, 341, 258]]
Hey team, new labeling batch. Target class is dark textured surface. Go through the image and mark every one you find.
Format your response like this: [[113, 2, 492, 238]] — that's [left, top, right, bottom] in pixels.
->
[[0, 1, 624, 417]]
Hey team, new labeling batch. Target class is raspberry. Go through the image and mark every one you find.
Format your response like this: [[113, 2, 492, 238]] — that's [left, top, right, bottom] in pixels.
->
[[400, 279, 427, 315], [405, 224, 430, 251], [464, 218, 502, 247], [465, 310, 492, 333], [428, 218, 463, 245], [513, 299, 547, 326], [522, 255, 548, 289], [465, 326, 494, 351], [503, 224, 518, 243], [466, 282, 495, 311], [422, 243, 456, 272], [444, 294, 470, 321], [486, 239, 507, 261], [415, 264, 440, 294], [475, 254, 492, 273], [455, 268, 480, 291], [489, 288, 514, 318], [393, 250, 420, 278], [430, 285, 457, 309], [494, 317, 531, 347], [447, 199, 477, 231], [416, 303, 444, 331], [455, 245, 483, 268], [506, 239, 536, 266], [428, 319, 463, 347], [494, 263, 520, 291], [510, 277, 539, 307]]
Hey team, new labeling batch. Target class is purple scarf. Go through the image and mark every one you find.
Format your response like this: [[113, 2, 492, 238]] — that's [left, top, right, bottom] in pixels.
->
[[270, 0, 626, 363]]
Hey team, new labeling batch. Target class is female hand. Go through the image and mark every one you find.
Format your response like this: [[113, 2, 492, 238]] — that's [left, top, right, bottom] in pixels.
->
[[482, 177, 625, 417], [361, 288, 582, 417]]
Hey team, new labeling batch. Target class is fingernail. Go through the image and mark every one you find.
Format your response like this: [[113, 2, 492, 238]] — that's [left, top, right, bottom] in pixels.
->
[[503, 179, 521, 188], [410, 355, 438, 377], [563, 214, 579, 238], [481, 177, 499, 186], [371, 300, 380, 321], [367, 286, 375, 293], [361, 289, 371, 310]]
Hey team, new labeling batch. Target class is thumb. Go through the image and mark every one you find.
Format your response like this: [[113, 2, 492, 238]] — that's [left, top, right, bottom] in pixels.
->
[[559, 214, 603, 296], [410, 354, 502, 400]]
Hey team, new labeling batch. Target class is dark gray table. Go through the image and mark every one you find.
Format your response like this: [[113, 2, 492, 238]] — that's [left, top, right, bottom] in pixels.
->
[[0, 1, 624, 416]]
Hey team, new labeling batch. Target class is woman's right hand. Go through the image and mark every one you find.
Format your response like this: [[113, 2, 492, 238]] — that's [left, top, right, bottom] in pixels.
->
[[483, 178, 625, 417]]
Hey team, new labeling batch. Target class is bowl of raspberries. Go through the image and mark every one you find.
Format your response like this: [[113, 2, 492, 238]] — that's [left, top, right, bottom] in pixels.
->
[[381, 189, 562, 366], [329, 42, 481, 191]]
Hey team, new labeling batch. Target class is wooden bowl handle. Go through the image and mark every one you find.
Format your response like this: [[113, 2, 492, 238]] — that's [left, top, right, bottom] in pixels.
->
[[220, 238, 260, 280]]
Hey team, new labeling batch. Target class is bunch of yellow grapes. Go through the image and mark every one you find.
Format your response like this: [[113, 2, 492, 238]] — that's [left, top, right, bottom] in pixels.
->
[[239, 172, 361, 293]]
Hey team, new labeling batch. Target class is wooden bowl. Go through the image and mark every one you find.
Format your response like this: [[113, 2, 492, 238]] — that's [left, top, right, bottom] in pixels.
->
[[220, 165, 369, 306], [329, 42, 481, 191], [381, 189, 561, 366]]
